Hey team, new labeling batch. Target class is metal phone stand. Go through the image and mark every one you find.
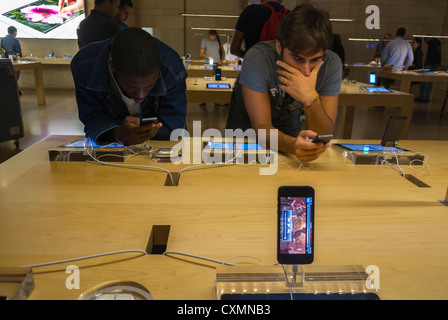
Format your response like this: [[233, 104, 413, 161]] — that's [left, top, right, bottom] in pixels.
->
[[382, 141, 397, 161], [215, 265, 379, 299]]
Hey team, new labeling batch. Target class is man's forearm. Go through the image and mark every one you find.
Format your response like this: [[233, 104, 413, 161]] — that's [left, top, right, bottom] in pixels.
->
[[255, 123, 296, 155], [303, 96, 337, 135]]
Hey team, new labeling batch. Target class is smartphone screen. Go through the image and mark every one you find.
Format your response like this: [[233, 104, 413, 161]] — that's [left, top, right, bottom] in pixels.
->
[[206, 83, 231, 89], [369, 73, 376, 84], [206, 142, 262, 150], [277, 186, 314, 265], [363, 86, 391, 93], [336, 144, 405, 152], [65, 140, 124, 148]]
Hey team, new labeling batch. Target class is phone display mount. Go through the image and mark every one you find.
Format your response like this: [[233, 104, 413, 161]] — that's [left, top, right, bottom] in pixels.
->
[[215, 264, 380, 300]]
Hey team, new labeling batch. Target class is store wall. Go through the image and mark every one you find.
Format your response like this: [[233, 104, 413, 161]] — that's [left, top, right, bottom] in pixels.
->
[[14, 0, 448, 89]]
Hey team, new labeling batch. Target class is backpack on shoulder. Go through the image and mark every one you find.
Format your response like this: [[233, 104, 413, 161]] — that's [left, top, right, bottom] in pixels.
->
[[259, 2, 289, 42]]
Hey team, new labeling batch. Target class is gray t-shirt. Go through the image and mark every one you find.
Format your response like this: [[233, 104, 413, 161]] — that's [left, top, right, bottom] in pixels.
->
[[201, 38, 221, 63], [226, 41, 342, 137]]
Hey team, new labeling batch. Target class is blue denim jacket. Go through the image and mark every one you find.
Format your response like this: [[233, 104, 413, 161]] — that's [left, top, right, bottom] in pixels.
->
[[71, 37, 187, 143]]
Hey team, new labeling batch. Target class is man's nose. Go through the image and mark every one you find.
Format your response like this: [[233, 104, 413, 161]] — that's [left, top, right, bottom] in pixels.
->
[[300, 63, 312, 77]]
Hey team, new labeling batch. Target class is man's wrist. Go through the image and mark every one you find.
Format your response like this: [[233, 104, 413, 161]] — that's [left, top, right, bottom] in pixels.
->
[[304, 93, 319, 110], [97, 128, 120, 145], [112, 127, 126, 145]]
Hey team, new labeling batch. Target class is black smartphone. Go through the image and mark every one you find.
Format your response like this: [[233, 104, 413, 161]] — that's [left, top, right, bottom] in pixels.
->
[[214, 68, 222, 81], [381, 115, 407, 147], [277, 186, 314, 265], [140, 117, 158, 125], [311, 134, 333, 144]]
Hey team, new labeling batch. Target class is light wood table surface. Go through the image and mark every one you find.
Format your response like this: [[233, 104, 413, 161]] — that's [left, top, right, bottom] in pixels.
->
[[1, 135, 447, 300], [345, 63, 381, 73], [13, 61, 46, 105], [22, 57, 72, 66], [186, 79, 415, 139], [186, 64, 240, 78], [377, 70, 448, 94], [338, 82, 414, 139], [186, 77, 236, 104], [185, 59, 229, 66]]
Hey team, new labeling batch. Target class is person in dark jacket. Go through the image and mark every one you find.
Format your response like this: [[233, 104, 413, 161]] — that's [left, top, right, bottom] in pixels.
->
[[71, 28, 187, 145], [77, 0, 121, 49], [231, 0, 286, 58], [417, 36, 442, 102], [409, 37, 423, 70]]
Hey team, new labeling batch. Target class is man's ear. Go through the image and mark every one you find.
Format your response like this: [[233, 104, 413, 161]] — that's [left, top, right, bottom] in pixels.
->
[[275, 40, 282, 55]]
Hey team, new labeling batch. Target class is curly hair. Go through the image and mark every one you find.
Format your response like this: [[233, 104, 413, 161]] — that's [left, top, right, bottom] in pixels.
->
[[110, 28, 160, 77], [276, 4, 333, 56]]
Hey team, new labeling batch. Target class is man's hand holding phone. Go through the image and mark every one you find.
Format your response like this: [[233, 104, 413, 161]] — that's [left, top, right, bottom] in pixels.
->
[[113, 116, 162, 145], [293, 130, 330, 163]]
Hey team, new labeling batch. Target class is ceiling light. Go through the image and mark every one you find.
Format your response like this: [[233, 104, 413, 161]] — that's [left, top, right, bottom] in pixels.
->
[[413, 34, 448, 39], [181, 13, 239, 18], [330, 18, 356, 22], [348, 38, 379, 42], [191, 27, 235, 32]]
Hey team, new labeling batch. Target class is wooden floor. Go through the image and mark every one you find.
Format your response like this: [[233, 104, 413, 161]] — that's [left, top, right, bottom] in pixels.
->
[[1, 84, 447, 164]]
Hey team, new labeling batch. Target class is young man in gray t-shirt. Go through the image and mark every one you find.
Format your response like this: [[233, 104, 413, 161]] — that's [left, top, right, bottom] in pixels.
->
[[200, 30, 223, 64], [226, 4, 342, 163]]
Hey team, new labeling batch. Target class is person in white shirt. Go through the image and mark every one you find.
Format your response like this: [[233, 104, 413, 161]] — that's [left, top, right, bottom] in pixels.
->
[[223, 35, 238, 63], [380, 27, 413, 88]]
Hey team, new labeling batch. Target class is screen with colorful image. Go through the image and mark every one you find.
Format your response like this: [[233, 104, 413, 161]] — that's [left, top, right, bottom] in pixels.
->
[[0, 0, 85, 39], [279, 196, 313, 255]]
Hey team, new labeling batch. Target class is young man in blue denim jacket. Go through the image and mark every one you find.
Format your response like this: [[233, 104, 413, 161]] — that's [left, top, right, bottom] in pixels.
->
[[71, 28, 187, 145]]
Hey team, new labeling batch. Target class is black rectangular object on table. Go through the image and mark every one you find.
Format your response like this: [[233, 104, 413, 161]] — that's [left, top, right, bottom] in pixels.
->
[[0, 59, 24, 145]]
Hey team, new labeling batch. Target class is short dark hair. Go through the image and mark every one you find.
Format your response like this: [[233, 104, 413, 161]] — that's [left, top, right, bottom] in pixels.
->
[[276, 4, 333, 55], [396, 27, 406, 37], [111, 28, 160, 77], [413, 37, 422, 46], [7, 26, 17, 34], [95, 0, 119, 5], [120, 0, 133, 8]]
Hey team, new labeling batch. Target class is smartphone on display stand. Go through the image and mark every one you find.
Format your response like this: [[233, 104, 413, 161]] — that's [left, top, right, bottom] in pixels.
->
[[369, 72, 376, 84], [277, 186, 314, 265], [214, 68, 222, 81]]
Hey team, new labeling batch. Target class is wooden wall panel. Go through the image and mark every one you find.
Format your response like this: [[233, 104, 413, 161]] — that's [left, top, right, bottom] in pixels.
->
[[14, 0, 448, 89]]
